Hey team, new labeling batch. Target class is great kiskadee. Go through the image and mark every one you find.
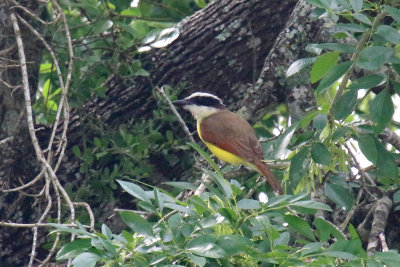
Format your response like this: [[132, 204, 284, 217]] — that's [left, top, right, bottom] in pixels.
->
[[173, 92, 283, 194]]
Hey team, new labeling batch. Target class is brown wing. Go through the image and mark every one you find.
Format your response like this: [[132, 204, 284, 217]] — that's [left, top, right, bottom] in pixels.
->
[[201, 110, 283, 194], [200, 110, 263, 163]]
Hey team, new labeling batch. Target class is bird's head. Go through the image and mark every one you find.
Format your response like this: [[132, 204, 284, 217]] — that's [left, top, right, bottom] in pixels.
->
[[173, 92, 226, 120]]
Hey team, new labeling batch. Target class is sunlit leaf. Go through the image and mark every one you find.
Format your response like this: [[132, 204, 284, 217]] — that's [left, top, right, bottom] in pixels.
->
[[286, 57, 316, 77], [311, 52, 339, 83]]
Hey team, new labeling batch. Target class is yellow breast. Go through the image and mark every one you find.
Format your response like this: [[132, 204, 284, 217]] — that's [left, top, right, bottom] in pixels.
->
[[197, 120, 249, 166]]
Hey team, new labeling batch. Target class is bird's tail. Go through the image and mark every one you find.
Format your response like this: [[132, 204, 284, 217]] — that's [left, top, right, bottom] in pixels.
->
[[253, 159, 283, 195]]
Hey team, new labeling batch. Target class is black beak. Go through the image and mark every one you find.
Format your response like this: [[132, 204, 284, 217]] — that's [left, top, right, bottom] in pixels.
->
[[172, 99, 190, 106]]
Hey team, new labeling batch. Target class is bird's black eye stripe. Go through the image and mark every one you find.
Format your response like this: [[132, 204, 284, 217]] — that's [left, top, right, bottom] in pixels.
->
[[191, 96, 222, 107]]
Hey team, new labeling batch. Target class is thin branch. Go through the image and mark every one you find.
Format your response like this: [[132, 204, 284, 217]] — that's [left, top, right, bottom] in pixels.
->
[[0, 136, 13, 146], [74, 202, 95, 231], [29, 192, 52, 267], [156, 86, 195, 143], [11, 12, 43, 160], [378, 128, 400, 152], [0, 168, 45, 192], [328, 11, 387, 117], [0, 222, 90, 228], [10, 0, 61, 25]]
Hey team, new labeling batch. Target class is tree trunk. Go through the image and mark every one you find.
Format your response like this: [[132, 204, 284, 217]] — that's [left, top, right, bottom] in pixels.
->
[[0, 0, 328, 265]]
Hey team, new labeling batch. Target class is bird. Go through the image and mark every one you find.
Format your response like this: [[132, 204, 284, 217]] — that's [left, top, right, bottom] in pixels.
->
[[173, 92, 283, 194]]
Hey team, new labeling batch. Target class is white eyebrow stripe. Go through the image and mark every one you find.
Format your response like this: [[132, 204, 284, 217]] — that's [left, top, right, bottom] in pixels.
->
[[185, 92, 222, 102]]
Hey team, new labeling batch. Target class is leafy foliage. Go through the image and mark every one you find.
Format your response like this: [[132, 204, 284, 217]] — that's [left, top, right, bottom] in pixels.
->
[[41, 0, 400, 265], [53, 171, 400, 266]]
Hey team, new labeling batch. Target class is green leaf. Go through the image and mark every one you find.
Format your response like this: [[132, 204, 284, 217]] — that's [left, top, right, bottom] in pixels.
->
[[40, 63, 55, 74], [216, 235, 253, 256], [149, 255, 166, 265], [384, 5, 400, 22], [286, 57, 316, 77], [318, 251, 358, 260], [56, 239, 91, 260], [357, 135, 378, 164], [332, 89, 358, 120], [376, 142, 398, 179], [370, 89, 394, 128], [274, 123, 298, 158], [163, 203, 196, 215], [349, 0, 363, 12], [71, 252, 100, 267], [316, 61, 352, 93], [49, 223, 92, 236], [42, 79, 51, 98], [98, 238, 117, 259], [290, 200, 332, 211], [188, 142, 223, 176], [284, 214, 316, 241], [289, 147, 310, 185], [168, 213, 182, 228], [117, 180, 151, 203], [357, 46, 393, 70], [120, 7, 141, 16], [313, 218, 345, 243], [187, 253, 206, 267], [119, 211, 153, 236], [353, 13, 371, 25], [72, 145, 81, 158], [163, 181, 197, 191], [185, 236, 226, 258], [237, 199, 261, 210], [311, 52, 339, 83], [205, 169, 232, 198], [325, 183, 355, 211], [101, 224, 112, 240], [313, 113, 327, 130], [46, 100, 58, 111], [376, 25, 400, 44], [375, 251, 400, 266], [310, 142, 332, 165], [335, 23, 367, 32], [332, 126, 351, 141], [328, 239, 363, 255], [307, 43, 357, 53], [154, 188, 164, 212], [348, 74, 385, 90]]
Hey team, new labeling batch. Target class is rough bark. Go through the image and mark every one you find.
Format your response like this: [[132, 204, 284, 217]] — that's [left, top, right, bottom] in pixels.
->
[[0, 0, 331, 265], [0, 0, 44, 265]]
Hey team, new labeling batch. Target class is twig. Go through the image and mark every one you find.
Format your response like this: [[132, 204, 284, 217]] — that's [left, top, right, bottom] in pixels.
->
[[328, 11, 387, 117], [378, 128, 400, 152], [0, 222, 90, 228], [74, 202, 95, 231], [156, 86, 195, 143], [11, 0, 61, 25], [193, 172, 211, 197], [0, 136, 13, 146], [29, 192, 52, 266], [1, 168, 45, 192]]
